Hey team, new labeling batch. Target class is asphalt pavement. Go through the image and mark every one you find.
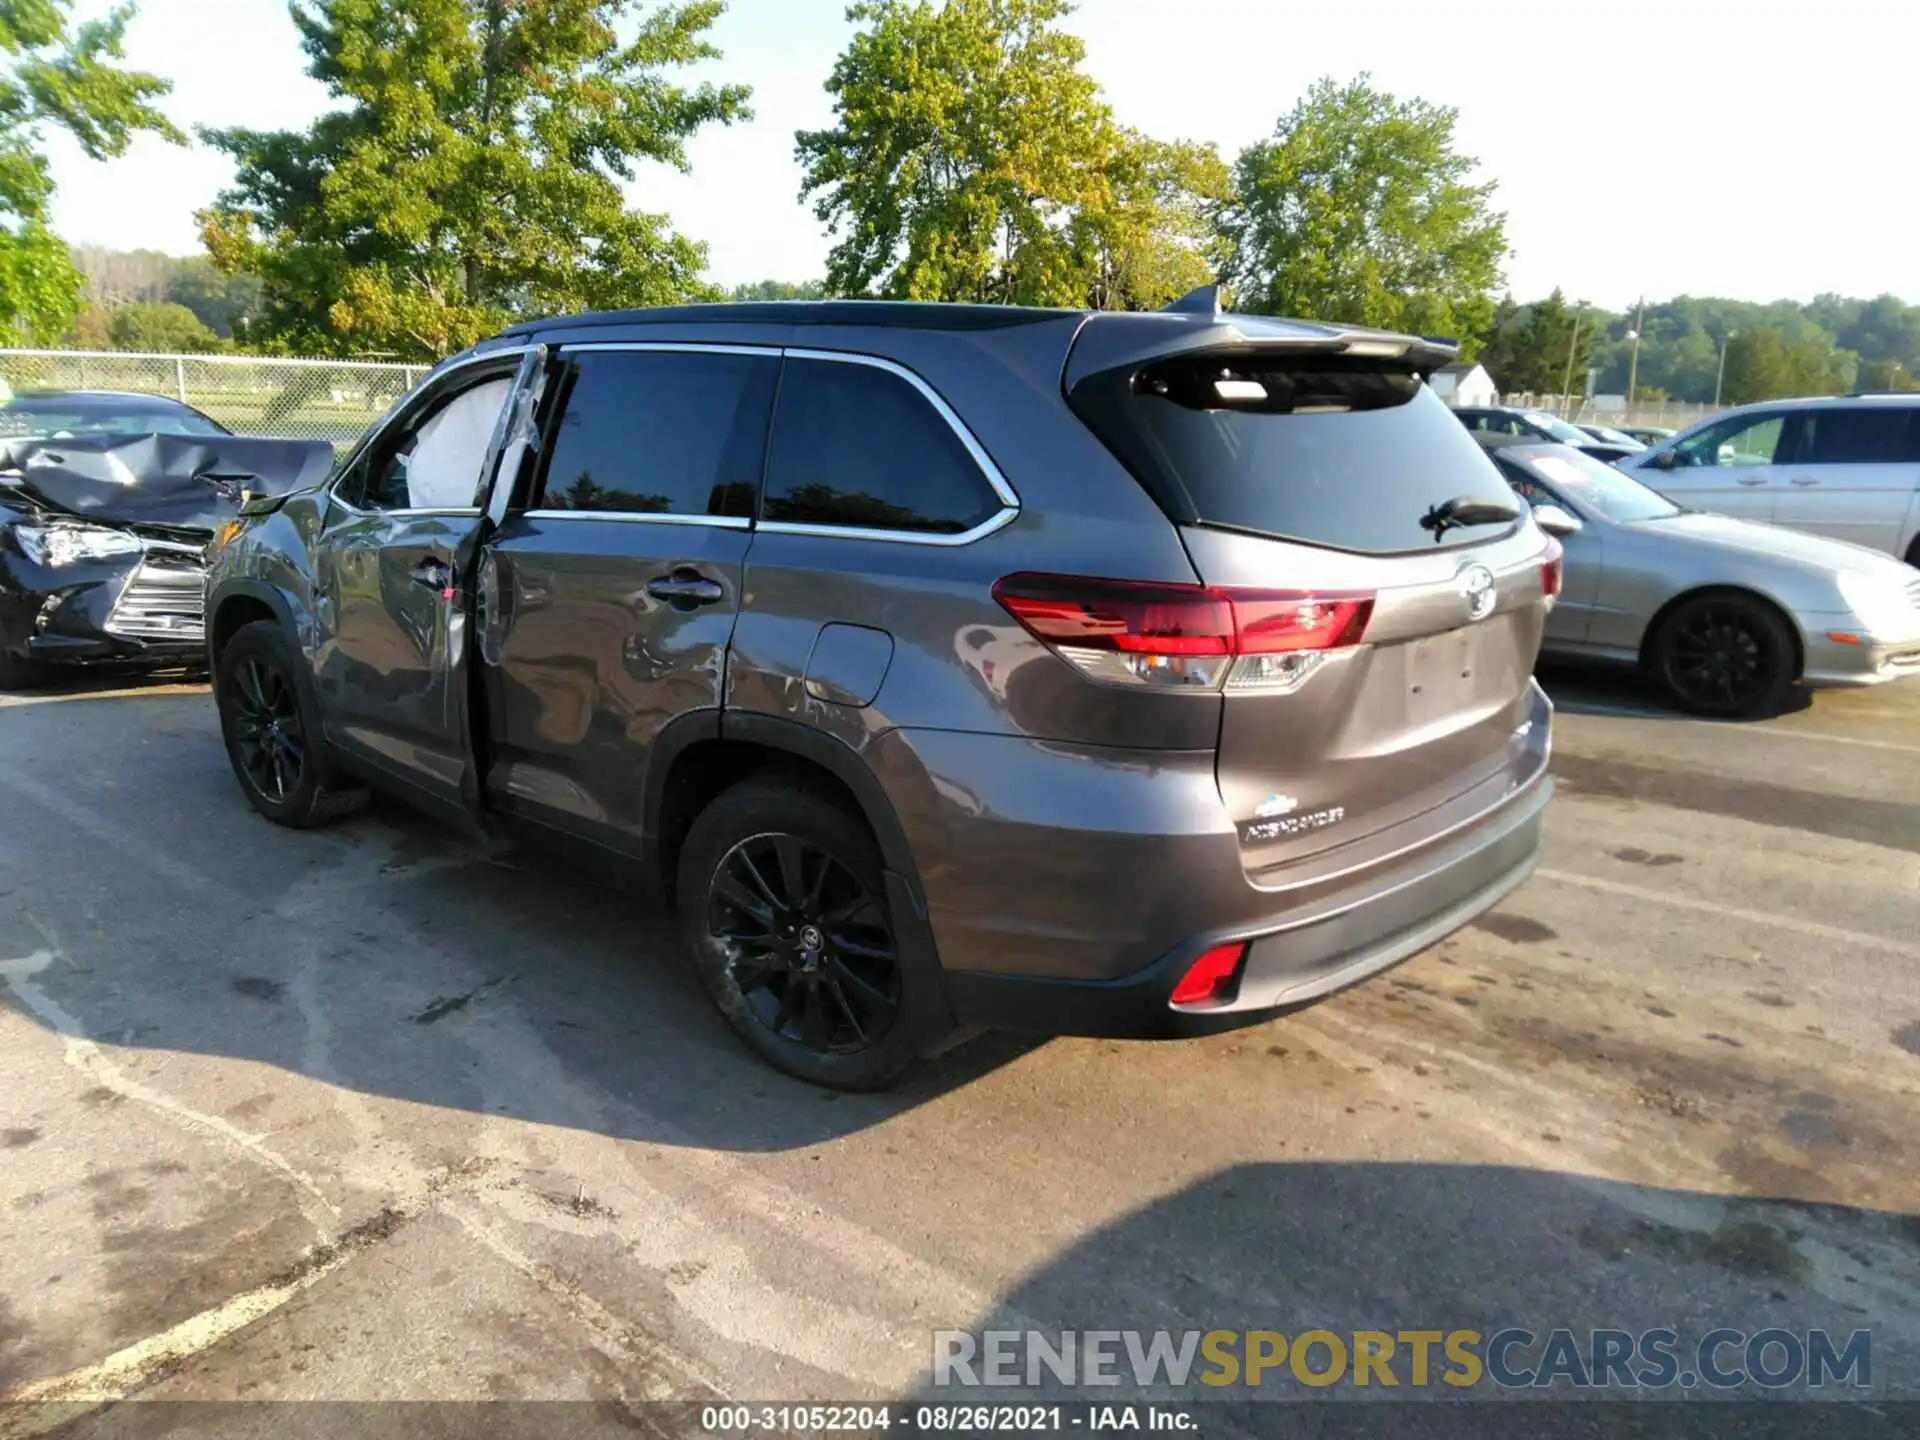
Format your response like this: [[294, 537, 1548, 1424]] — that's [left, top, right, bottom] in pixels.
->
[[1, 662, 1916, 1436]]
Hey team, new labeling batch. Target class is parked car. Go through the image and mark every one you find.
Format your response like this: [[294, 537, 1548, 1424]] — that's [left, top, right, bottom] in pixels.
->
[[1576, 423, 1648, 452], [0, 430, 335, 688], [1477, 435, 1920, 715], [1451, 406, 1639, 462], [207, 296, 1560, 1088], [1614, 424, 1674, 446], [1618, 395, 1920, 566], [0, 388, 231, 439]]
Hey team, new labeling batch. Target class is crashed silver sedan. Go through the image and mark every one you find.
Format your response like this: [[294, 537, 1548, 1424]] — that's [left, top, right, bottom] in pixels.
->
[[1477, 436, 1920, 717]]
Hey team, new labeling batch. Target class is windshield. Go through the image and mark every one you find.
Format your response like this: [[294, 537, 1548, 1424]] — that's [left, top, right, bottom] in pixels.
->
[[1510, 446, 1682, 522], [1070, 358, 1522, 552], [0, 403, 227, 439], [1521, 411, 1595, 445]]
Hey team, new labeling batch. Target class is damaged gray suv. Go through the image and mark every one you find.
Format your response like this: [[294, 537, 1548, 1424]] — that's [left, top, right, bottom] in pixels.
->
[[206, 293, 1558, 1088]]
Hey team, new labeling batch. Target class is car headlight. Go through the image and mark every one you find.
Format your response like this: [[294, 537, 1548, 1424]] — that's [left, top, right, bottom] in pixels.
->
[[12, 522, 144, 568], [1834, 570, 1914, 632]]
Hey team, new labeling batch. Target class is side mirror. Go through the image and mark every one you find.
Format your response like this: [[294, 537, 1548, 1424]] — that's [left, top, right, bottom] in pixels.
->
[[1716, 443, 1736, 466], [1531, 503, 1583, 538], [1649, 449, 1679, 471]]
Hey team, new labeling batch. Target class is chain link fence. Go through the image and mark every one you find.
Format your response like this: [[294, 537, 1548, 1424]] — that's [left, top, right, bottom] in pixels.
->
[[0, 349, 428, 447], [1492, 393, 1724, 431]]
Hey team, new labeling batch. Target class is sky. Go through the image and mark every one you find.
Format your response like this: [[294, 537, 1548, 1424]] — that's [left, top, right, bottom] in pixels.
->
[[41, 0, 1920, 310]]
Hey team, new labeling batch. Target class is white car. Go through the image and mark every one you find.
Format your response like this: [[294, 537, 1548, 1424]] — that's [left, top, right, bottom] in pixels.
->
[[1619, 395, 1920, 565]]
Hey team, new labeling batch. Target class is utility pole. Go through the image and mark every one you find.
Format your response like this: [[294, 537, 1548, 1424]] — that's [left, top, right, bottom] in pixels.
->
[[1626, 296, 1644, 405], [1560, 300, 1586, 417], [1714, 330, 1736, 408]]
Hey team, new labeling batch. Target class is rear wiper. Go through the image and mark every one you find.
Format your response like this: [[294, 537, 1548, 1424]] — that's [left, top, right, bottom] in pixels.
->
[[1420, 494, 1520, 541]]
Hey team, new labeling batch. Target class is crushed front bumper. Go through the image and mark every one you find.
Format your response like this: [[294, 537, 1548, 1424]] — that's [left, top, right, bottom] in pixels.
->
[[1, 537, 208, 669]]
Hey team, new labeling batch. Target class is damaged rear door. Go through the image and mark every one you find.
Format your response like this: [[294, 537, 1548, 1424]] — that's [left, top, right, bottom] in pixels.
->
[[311, 350, 533, 819]]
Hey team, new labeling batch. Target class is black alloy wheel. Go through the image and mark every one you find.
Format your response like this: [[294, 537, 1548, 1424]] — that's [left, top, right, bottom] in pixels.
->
[[706, 831, 901, 1055], [229, 653, 306, 803], [1651, 593, 1795, 719], [215, 619, 366, 828], [676, 777, 920, 1089]]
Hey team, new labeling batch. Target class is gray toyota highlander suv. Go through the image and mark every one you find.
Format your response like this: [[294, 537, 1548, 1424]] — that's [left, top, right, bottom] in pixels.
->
[[206, 293, 1559, 1088]]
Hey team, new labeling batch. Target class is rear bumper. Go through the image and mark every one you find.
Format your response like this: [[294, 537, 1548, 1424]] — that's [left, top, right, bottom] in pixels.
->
[[941, 771, 1548, 1038]]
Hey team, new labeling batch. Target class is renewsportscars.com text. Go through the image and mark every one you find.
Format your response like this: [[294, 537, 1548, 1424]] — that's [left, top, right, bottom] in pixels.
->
[[932, 1327, 1872, 1391]]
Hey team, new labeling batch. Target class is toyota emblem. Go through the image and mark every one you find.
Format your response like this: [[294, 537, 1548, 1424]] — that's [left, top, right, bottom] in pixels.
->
[[1459, 563, 1497, 622]]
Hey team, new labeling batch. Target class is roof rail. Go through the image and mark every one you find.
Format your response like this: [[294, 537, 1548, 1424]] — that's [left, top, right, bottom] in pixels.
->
[[1162, 284, 1221, 316], [1844, 390, 1919, 399]]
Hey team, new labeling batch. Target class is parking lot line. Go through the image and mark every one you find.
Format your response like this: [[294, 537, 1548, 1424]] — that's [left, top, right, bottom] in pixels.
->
[[1535, 866, 1920, 959]]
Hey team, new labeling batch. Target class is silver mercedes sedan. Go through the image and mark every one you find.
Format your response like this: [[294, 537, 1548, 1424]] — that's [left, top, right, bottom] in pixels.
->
[[1476, 436, 1920, 717]]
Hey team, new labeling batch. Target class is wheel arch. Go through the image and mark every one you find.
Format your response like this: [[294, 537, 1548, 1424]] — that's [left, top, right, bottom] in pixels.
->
[[208, 580, 300, 669], [1637, 583, 1806, 680], [642, 710, 960, 1054]]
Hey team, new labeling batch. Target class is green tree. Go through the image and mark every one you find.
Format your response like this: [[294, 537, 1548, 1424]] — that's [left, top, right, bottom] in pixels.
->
[[0, 1, 180, 340], [166, 256, 260, 339], [200, 0, 751, 360], [1719, 329, 1797, 405], [797, 0, 1216, 308], [1218, 75, 1506, 341], [729, 278, 827, 301], [1074, 132, 1229, 311], [102, 299, 222, 352], [1475, 290, 1595, 395]]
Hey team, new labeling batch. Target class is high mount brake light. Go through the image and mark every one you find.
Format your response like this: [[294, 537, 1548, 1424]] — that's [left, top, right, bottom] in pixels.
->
[[992, 573, 1374, 692]]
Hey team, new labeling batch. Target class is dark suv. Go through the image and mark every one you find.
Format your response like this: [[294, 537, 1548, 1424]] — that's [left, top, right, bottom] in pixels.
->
[[206, 296, 1559, 1088]]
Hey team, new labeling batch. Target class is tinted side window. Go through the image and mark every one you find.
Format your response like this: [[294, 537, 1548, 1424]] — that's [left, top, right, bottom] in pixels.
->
[[534, 349, 778, 517], [1797, 408, 1920, 464], [761, 359, 1002, 535]]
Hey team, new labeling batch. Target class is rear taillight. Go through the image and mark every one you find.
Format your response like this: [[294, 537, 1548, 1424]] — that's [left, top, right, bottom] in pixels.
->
[[1540, 538, 1564, 601], [993, 573, 1373, 693], [1170, 940, 1248, 1007]]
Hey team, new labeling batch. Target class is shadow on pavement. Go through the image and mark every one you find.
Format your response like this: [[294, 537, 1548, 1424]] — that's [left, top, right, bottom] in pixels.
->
[[0, 690, 1041, 1160], [898, 1161, 1918, 1429]]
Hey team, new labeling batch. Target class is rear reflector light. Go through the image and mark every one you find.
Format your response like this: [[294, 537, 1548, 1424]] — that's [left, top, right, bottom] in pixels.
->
[[1540, 538, 1564, 600], [993, 573, 1373, 692], [1170, 941, 1248, 1007]]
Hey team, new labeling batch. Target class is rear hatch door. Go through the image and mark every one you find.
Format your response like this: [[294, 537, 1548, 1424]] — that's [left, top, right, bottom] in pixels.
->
[[1066, 322, 1553, 875]]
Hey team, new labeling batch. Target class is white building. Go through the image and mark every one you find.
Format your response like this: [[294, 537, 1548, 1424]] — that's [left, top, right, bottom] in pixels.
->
[[1428, 361, 1497, 407]]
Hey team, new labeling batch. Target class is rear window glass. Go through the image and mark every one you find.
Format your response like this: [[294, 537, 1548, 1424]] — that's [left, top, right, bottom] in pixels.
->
[[1070, 357, 1521, 552]]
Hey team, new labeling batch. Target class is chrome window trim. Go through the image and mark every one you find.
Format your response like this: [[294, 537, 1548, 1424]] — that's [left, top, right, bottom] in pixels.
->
[[558, 341, 785, 359], [756, 513, 1017, 546], [769, 347, 1022, 546], [522, 510, 752, 530]]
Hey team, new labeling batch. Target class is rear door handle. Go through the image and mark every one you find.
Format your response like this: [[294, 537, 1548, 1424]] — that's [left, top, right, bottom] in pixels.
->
[[1736, 476, 1769, 486], [645, 571, 726, 606], [1788, 476, 1820, 486]]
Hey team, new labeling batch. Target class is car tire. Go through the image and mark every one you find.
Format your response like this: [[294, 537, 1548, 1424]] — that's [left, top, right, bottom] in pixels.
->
[[1648, 590, 1798, 719], [215, 619, 367, 828], [1904, 534, 1920, 569], [677, 776, 919, 1091]]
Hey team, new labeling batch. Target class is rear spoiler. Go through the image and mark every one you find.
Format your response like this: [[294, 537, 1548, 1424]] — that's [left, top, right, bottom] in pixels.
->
[[1075, 295, 1462, 391]]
